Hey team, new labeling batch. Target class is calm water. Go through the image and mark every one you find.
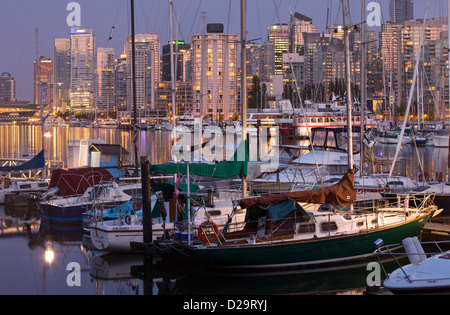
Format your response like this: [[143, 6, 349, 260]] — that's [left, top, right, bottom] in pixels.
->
[[0, 125, 448, 295]]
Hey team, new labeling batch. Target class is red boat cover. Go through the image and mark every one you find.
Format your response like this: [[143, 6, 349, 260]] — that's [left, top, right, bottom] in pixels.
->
[[239, 169, 356, 209], [49, 167, 114, 197]]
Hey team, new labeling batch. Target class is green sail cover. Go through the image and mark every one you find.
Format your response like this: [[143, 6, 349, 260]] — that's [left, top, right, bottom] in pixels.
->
[[150, 140, 248, 178]]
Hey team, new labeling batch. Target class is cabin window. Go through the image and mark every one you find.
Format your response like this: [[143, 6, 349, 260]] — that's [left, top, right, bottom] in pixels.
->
[[19, 184, 32, 189], [38, 183, 49, 188], [123, 188, 142, 196], [320, 221, 338, 232], [356, 221, 364, 227], [298, 223, 316, 234], [388, 181, 404, 186]]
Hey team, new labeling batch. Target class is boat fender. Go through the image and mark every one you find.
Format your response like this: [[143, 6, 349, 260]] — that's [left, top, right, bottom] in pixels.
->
[[411, 236, 427, 263], [198, 220, 219, 244], [402, 237, 420, 264]]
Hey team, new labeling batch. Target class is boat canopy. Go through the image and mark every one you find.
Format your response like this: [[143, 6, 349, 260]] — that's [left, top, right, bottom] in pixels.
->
[[239, 169, 356, 209], [48, 167, 114, 197], [0, 150, 45, 172], [150, 141, 248, 178]]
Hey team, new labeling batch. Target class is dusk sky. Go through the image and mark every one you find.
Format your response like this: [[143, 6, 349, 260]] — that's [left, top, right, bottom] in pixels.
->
[[0, 0, 444, 102]]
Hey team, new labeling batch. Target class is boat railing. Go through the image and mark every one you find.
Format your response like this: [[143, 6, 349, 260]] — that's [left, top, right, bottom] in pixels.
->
[[373, 239, 450, 282]]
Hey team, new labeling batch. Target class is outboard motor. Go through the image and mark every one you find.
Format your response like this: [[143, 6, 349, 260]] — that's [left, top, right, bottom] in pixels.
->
[[40, 186, 60, 201]]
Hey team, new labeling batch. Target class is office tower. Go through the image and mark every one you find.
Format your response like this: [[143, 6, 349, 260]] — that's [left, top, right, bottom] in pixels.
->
[[351, 27, 379, 97], [53, 38, 71, 112], [156, 81, 194, 117], [70, 27, 96, 113], [290, 12, 317, 54], [400, 18, 447, 118], [162, 41, 191, 82], [303, 33, 349, 89], [379, 22, 402, 110], [390, 0, 414, 24], [283, 53, 305, 102], [96, 47, 115, 115], [115, 54, 127, 119], [0, 72, 16, 103], [191, 25, 239, 119], [125, 33, 160, 115], [260, 41, 275, 83], [267, 24, 290, 75], [34, 57, 53, 105]]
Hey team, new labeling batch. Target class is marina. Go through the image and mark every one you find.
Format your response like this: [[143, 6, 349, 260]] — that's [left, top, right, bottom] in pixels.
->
[[2, 0, 450, 300], [0, 124, 449, 295]]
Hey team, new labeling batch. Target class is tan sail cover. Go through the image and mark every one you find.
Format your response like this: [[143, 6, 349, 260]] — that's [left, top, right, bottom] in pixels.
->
[[239, 169, 356, 209]]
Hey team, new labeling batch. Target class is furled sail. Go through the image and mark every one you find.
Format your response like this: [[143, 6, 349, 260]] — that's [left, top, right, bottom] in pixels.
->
[[239, 169, 356, 209]]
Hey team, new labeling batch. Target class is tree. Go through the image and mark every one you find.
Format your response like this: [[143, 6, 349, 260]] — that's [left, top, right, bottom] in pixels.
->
[[249, 76, 261, 109]]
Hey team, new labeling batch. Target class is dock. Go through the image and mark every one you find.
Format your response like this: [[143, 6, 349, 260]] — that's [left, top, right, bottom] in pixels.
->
[[423, 220, 450, 241]]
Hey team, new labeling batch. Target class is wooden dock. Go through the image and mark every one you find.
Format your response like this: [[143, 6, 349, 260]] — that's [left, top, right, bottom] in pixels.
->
[[423, 220, 450, 241]]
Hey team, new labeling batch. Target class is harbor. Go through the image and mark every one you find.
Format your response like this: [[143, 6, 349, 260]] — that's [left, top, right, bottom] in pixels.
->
[[2, 0, 450, 300], [0, 124, 449, 295]]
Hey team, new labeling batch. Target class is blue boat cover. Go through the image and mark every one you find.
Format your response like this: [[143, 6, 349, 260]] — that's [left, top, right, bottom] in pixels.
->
[[0, 150, 45, 172]]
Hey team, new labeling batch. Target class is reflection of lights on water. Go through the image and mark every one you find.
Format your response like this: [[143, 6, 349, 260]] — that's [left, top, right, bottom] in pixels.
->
[[44, 131, 52, 138], [44, 244, 54, 263]]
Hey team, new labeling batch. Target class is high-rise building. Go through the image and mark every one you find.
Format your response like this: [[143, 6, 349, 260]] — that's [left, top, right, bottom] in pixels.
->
[[125, 33, 160, 115], [95, 47, 115, 115], [379, 22, 402, 110], [53, 38, 71, 112], [0, 72, 16, 103], [191, 25, 239, 119], [351, 27, 379, 97], [70, 27, 96, 113], [115, 54, 127, 120], [162, 41, 191, 82], [34, 57, 53, 105], [267, 24, 290, 76], [400, 18, 447, 118], [289, 12, 317, 54], [303, 33, 349, 89], [390, 0, 414, 24]]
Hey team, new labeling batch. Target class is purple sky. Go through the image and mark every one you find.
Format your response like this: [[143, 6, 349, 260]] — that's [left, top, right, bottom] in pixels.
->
[[0, 0, 442, 102]]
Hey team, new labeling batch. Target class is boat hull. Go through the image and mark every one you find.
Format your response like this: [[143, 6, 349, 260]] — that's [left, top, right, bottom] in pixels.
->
[[172, 213, 430, 269], [40, 201, 128, 225]]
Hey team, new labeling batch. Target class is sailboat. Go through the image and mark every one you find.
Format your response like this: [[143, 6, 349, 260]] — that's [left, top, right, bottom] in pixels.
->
[[157, 0, 438, 270]]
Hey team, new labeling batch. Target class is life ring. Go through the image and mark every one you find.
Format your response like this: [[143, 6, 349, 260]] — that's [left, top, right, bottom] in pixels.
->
[[197, 220, 219, 243]]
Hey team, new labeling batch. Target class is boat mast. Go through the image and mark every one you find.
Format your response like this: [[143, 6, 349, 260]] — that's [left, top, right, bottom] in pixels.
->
[[241, 0, 248, 198], [130, 0, 139, 173], [169, 0, 176, 130], [360, 0, 366, 176], [342, 0, 353, 172], [35, 28, 47, 180], [388, 0, 429, 182]]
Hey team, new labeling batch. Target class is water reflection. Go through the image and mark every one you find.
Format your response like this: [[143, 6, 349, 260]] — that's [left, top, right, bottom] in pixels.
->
[[0, 125, 174, 166]]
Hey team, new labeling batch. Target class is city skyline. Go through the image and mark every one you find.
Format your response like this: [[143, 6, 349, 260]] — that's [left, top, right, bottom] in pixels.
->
[[0, 0, 444, 102]]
